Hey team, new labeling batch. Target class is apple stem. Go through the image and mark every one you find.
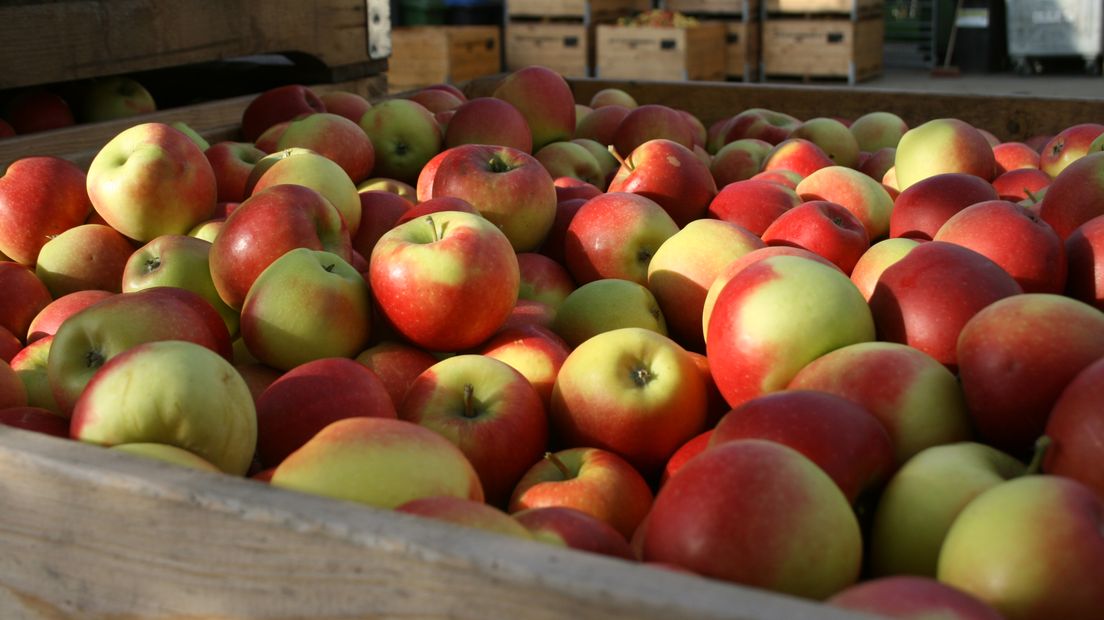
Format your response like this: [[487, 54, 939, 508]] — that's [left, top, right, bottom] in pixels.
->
[[608, 145, 633, 171], [425, 215, 440, 242], [544, 451, 573, 480], [1024, 188, 1039, 204], [462, 384, 476, 418], [1025, 435, 1052, 476]]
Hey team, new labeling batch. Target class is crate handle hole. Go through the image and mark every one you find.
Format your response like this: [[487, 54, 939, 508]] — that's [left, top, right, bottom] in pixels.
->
[[660, 39, 676, 50], [726, 34, 740, 44], [564, 36, 579, 47], [827, 33, 844, 43]]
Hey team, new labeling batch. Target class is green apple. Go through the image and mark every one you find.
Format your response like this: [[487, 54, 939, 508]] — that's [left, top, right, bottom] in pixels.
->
[[552, 279, 666, 348], [110, 442, 221, 472], [358, 98, 443, 185]]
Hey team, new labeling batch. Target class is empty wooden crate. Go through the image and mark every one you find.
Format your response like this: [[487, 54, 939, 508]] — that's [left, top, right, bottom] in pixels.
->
[[389, 26, 502, 91], [595, 22, 728, 81]]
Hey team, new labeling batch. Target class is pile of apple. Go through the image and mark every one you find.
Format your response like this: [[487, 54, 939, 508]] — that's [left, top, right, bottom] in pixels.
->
[[0, 76, 158, 137], [1, 64, 1103, 619]]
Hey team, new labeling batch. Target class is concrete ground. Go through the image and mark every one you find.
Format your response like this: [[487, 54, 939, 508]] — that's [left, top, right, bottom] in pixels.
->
[[859, 68, 1103, 99]]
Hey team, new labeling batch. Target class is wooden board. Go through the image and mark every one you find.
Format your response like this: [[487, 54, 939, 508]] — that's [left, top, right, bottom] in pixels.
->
[[507, 0, 651, 21], [763, 0, 883, 15], [0, 76, 388, 172], [389, 26, 502, 92], [725, 20, 761, 81], [0, 0, 387, 90], [506, 23, 593, 78], [0, 427, 878, 619], [461, 75, 1104, 142], [665, 0, 760, 17], [596, 23, 728, 82], [762, 16, 883, 83]]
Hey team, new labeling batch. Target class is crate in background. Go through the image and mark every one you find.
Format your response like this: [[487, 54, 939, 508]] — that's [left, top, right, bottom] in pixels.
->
[[595, 22, 728, 81], [663, 0, 760, 81], [389, 26, 502, 92], [666, 0, 760, 17], [505, 0, 650, 77], [764, 0, 882, 16], [761, 15, 883, 83]]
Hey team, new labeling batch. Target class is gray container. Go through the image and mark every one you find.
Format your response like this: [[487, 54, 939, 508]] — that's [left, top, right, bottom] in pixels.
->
[[1006, 0, 1103, 73]]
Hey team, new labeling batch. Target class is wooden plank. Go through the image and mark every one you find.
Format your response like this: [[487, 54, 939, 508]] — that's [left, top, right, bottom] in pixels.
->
[[596, 23, 727, 82], [389, 26, 502, 91], [0, 76, 388, 172], [506, 23, 593, 78], [725, 20, 761, 80], [762, 16, 882, 82], [0, 0, 376, 90], [666, 0, 760, 17], [507, 0, 650, 21], [763, 0, 882, 14], [0, 427, 876, 620], [461, 75, 1104, 142]]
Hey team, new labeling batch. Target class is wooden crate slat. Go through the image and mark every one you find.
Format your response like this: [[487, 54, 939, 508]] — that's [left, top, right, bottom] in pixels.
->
[[389, 26, 502, 90], [508, 0, 651, 21], [763, 0, 882, 15], [596, 23, 727, 82], [0, 427, 875, 620], [506, 23, 593, 77], [762, 16, 882, 82], [666, 0, 760, 17], [725, 20, 761, 80], [0, 0, 377, 90]]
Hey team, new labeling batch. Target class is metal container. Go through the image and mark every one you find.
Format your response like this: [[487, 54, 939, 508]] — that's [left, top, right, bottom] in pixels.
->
[[1006, 0, 1103, 74]]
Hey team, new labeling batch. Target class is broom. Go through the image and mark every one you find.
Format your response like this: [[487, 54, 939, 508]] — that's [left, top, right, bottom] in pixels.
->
[[932, 0, 964, 77]]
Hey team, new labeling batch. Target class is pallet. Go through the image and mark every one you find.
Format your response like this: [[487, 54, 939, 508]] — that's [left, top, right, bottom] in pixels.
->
[[389, 26, 503, 92], [0, 0, 392, 91], [761, 15, 883, 85], [596, 23, 729, 82]]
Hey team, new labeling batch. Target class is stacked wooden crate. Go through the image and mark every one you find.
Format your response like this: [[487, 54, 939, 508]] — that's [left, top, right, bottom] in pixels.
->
[[505, 0, 651, 78], [388, 26, 503, 92], [594, 13, 728, 81], [664, 0, 761, 81], [760, 0, 884, 84]]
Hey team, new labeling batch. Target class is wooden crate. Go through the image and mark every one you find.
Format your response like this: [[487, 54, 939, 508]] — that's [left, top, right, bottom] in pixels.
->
[[596, 23, 728, 81], [665, 0, 761, 16], [508, 0, 651, 20], [726, 20, 762, 81], [0, 0, 390, 90], [763, 0, 883, 15], [761, 16, 883, 84], [506, 22, 593, 78], [388, 26, 502, 92]]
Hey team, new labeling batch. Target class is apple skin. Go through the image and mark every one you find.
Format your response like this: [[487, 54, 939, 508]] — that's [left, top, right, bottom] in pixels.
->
[[934, 200, 1067, 294], [250, 149, 362, 236], [707, 179, 802, 236], [0, 156, 92, 266], [369, 210, 519, 353], [274, 112, 376, 183], [77, 76, 156, 123], [1038, 151, 1104, 240], [564, 192, 679, 286], [710, 139, 773, 188], [255, 357, 395, 469], [828, 576, 1006, 620], [354, 340, 438, 410], [209, 184, 351, 311], [240, 248, 371, 371], [270, 417, 484, 509], [0, 406, 69, 438], [1039, 123, 1104, 178], [414, 150, 450, 203], [204, 141, 266, 204], [10, 336, 59, 413], [70, 340, 255, 475], [1044, 356, 1104, 499], [894, 118, 997, 190], [0, 359, 27, 410], [492, 66, 575, 152], [710, 390, 895, 505], [867, 442, 1024, 577], [0, 262, 53, 343], [868, 241, 1023, 372], [607, 139, 718, 227], [406, 88, 464, 115], [889, 172, 1000, 240], [508, 447, 654, 541], [643, 439, 862, 600], [715, 108, 801, 149], [788, 117, 860, 169], [992, 167, 1051, 202], [0, 327, 20, 362], [647, 219, 764, 352], [550, 327, 707, 476], [574, 105, 630, 148], [937, 475, 1104, 620], [431, 144, 557, 253], [109, 443, 220, 473], [34, 224, 133, 297], [514, 506, 634, 560], [795, 165, 896, 241], [28, 290, 114, 345], [762, 200, 869, 275], [359, 177, 418, 203], [761, 138, 835, 178], [351, 190, 412, 260], [535, 142, 604, 189], [444, 97, 532, 153], [589, 88, 637, 109], [551, 279, 666, 348], [399, 354, 548, 508], [858, 147, 897, 182], [3, 89, 75, 134], [848, 111, 909, 152], [849, 237, 921, 301], [706, 254, 875, 409], [993, 141, 1042, 173], [318, 90, 371, 124], [658, 430, 712, 488], [240, 84, 325, 143], [477, 323, 570, 411], [1066, 214, 1104, 311], [394, 196, 477, 226], [538, 197, 587, 266], [612, 105, 695, 158], [515, 252, 575, 314], [396, 496, 532, 539], [957, 293, 1104, 457], [570, 139, 619, 190], [359, 98, 443, 185]]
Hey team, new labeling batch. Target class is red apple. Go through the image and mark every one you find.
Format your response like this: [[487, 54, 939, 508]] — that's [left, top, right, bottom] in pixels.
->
[[444, 97, 532, 153], [0, 157, 91, 266], [351, 190, 412, 260], [1039, 151, 1104, 240], [1044, 356, 1104, 499], [574, 104, 630, 147], [396, 496, 532, 539], [476, 323, 570, 410], [394, 196, 478, 226], [0, 359, 27, 410], [354, 340, 439, 410], [658, 430, 712, 488], [274, 112, 376, 183], [707, 179, 801, 236], [3, 89, 74, 134], [992, 167, 1051, 202], [240, 84, 325, 143], [762, 200, 869, 274], [564, 192, 679, 286], [607, 138, 717, 227], [0, 405, 68, 438], [829, 576, 1006, 620], [761, 138, 835, 178], [492, 66, 575, 151], [1039, 123, 1104, 178], [33, 224, 133, 297], [0, 262, 52, 343], [993, 141, 1041, 173], [710, 138, 773, 188], [513, 506, 634, 560], [318, 90, 371, 124], [612, 104, 695, 157], [849, 237, 921, 301], [1065, 214, 1104, 311], [889, 172, 1000, 240]]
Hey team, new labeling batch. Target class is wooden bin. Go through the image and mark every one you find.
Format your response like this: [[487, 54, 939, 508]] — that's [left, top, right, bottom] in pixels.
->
[[596, 22, 728, 81], [508, 0, 650, 21], [0, 0, 391, 90], [725, 20, 762, 81], [506, 22, 594, 78], [666, 0, 760, 16], [763, 0, 882, 15], [388, 26, 502, 92], [761, 16, 883, 83]]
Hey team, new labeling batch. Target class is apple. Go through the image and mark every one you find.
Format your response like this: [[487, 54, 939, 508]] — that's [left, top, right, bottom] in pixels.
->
[[250, 148, 362, 236], [406, 88, 464, 115], [0, 359, 26, 410], [707, 178, 802, 236], [255, 357, 395, 468], [993, 141, 1042, 173], [509, 447, 653, 541], [551, 279, 666, 348], [992, 167, 1051, 202], [70, 340, 255, 475], [564, 192, 679, 286], [318, 90, 371, 124], [849, 237, 921, 301], [0, 261, 52, 342], [550, 327, 706, 476], [86, 122, 218, 242], [34, 224, 133, 297], [706, 254, 875, 409], [937, 475, 1104, 619], [396, 496, 532, 539], [658, 430, 712, 488], [589, 88, 637, 109], [828, 576, 1006, 620], [204, 141, 266, 204], [3, 89, 74, 134], [752, 168, 803, 189], [934, 200, 1066, 294], [515, 252, 574, 314], [399, 354, 547, 507], [714, 108, 801, 149], [444, 97, 532, 153], [535, 142, 604, 188], [0, 406, 69, 438], [431, 144, 557, 253], [709, 139, 773, 188], [607, 139, 717, 227], [0, 327, 19, 362], [77, 76, 156, 123], [240, 248, 371, 371], [477, 322, 570, 410], [353, 340, 437, 410], [492, 66, 575, 151], [848, 111, 909, 152], [894, 118, 997, 190], [359, 98, 443, 185], [612, 105, 695, 157], [762, 200, 869, 274], [858, 147, 897, 182], [1066, 214, 1104, 310], [0, 156, 91, 266], [788, 117, 860, 169], [760, 138, 835, 178], [570, 139, 619, 190], [1038, 151, 1104, 240], [270, 417, 483, 508], [795, 165, 896, 241], [274, 112, 375, 183], [394, 196, 477, 226], [1044, 356, 1104, 499], [10, 336, 59, 413], [350, 190, 412, 260], [868, 241, 1023, 371], [889, 172, 1000, 240], [369, 210, 519, 352], [513, 506, 633, 560], [240, 84, 325, 143], [109, 443, 221, 473], [1039, 122, 1104, 178], [209, 184, 351, 310], [643, 439, 862, 600]]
